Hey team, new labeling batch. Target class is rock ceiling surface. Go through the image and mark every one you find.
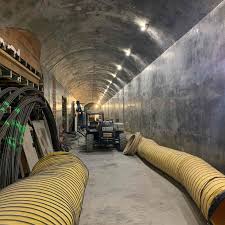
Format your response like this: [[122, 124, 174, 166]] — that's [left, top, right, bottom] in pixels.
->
[[0, 0, 222, 103]]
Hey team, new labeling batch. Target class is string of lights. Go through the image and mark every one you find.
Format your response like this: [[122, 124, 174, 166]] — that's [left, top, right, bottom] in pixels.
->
[[97, 19, 150, 105]]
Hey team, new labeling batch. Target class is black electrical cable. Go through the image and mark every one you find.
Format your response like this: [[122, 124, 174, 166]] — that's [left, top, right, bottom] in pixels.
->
[[0, 96, 42, 141], [0, 87, 62, 188], [0, 87, 39, 121], [0, 87, 18, 100], [14, 104, 35, 183], [0, 104, 34, 188], [0, 88, 60, 151]]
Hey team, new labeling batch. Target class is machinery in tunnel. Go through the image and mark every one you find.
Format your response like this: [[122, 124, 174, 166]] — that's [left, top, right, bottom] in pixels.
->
[[85, 111, 127, 151]]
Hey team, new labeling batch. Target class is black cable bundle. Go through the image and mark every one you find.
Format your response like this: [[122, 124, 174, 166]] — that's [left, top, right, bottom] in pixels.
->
[[0, 87, 61, 188]]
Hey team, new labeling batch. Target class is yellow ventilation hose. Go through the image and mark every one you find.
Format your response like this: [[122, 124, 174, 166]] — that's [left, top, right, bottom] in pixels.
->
[[0, 152, 89, 225], [123, 132, 142, 155], [136, 137, 225, 225]]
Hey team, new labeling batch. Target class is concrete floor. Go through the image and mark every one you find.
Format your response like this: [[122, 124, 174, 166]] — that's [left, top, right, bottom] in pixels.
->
[[72, 142, 207, 225]]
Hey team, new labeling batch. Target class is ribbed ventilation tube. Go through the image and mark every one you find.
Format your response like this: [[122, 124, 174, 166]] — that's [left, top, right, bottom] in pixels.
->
[[125, 135, 225, 225], [0, 152, 89, 225], [123, 132, 142, 156]]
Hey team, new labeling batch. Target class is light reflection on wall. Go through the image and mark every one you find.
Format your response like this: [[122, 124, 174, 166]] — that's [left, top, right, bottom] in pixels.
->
[[123, 67, 134, 79], [116, 77, 125, 86], [130, 53, 147, 69], [134, 16, 174, 49]]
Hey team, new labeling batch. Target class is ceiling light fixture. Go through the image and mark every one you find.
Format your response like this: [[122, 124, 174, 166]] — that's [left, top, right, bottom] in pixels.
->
[[140, 23, 149, 32], [124, 48, 131, 57], [134, 17, 150, 32], [108, 72, 117, 78], [117, 65, 122, 71], [140, 25, 146, 32]]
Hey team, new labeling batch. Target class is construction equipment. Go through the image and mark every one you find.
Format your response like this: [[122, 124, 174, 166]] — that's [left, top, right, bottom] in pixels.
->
[[85, 111, 127, 151]]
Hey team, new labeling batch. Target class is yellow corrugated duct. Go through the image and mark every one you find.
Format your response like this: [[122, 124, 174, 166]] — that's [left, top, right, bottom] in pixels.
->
[[0, 152, 89, 225], [123, 132, 142, 155], [134, 137, 225, 225]]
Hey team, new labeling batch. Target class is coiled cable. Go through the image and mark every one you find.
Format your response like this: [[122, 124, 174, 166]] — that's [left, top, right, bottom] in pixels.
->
[[0, 87, 61, 188]]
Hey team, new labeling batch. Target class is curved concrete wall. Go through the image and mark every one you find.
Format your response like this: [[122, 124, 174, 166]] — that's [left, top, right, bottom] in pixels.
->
[[0, 27, 76, 132], [103, 1, 225, 171]]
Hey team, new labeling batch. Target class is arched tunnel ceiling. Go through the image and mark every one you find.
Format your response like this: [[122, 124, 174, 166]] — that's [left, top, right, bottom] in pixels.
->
[[0, 0, 222, 104]]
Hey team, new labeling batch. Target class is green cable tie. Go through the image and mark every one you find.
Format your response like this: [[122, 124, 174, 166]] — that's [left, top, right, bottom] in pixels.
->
[[0, 107, 6, 113], [5, 137, 17, 150], [0, 102, 9, 113], [7, 138, 11, 145], [15, 107, 21, 114], [12, 142, 16, 149], [11, 120, 16, 126], [3, 101, 10, 107], [21, 126, 26, 134], [19, 137, 24, 145], [15, 121, 21, 129], [9, 120, 24, 133]]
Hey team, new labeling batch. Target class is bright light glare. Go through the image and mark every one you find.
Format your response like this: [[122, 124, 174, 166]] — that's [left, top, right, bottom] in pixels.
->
[[140, 26, 146, 32], [108, 72, 117, 78], [117, 65, 122, 71], [134, 17, 148, 32], [124, 48, 131, 56]]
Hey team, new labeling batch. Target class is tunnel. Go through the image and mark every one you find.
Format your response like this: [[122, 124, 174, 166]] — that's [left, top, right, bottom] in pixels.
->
[[0, 0, 225, 225]]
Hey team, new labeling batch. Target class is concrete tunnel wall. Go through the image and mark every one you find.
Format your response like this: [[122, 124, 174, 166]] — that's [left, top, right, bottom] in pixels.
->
[[43, 70, 76, 133], [103, 1, 225, 171]]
